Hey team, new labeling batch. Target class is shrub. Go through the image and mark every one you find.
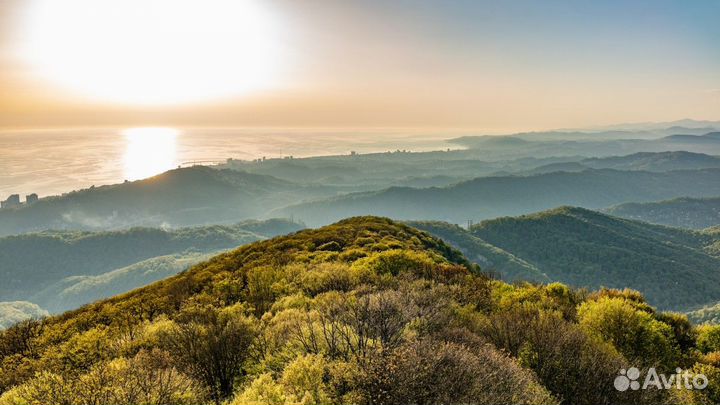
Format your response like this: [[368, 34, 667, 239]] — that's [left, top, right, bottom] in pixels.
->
[[281, 354, 330, 404], [356, 338, 558, 405], [578, 297, 680, 369], [231, 373, 286, 405], [697, 325, 720, 354]]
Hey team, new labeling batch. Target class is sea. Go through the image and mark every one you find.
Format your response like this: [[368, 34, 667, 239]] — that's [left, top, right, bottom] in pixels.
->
[[0, 127, 463, 199]]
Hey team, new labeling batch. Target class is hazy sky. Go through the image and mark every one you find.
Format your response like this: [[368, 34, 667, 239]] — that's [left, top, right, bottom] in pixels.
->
[[0, 0, 718, 131]]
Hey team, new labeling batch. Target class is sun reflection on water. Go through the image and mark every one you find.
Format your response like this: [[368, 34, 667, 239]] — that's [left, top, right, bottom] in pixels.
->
[[122, 127, 179, 181]]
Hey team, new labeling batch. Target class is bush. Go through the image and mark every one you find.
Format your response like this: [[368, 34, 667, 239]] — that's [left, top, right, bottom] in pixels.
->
[[357, 338, 558, 405], [281, 354, 330, 404], [479, 307, 640, 405], [231, 373, 286, 405], [578, 297, 680, 369], [160, 307, 258, 404], [697, 325, 720, 354]]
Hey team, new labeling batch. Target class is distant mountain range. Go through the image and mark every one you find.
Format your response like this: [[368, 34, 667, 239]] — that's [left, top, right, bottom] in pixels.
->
[[527, 151, 720, 174], [449, 130, 720, 159], [412, 207, 720, 310], [0, 166, 329, 235], [4, 147, 720, 236], [568, 118, 720, 134], [0, 218, 303, 316], [606, 197, 720, 229], [279, 168, 720, 226]]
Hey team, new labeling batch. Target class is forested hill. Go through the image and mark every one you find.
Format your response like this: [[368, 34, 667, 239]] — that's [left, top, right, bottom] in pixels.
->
[[413, 207, 720, 310], [527, 151, 720, 174], [0, 219, 303, 312], [606, 197, 720, 229], [2, 216, 719, 405], [279, 168, 720, 226], [581, 151, 720, 172], [0, 166, 331, 236], [406, 220, 551, 283]]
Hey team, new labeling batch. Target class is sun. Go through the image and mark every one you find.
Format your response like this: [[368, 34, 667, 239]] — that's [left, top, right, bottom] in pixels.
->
[[20, 0, 283, 105], [123, 127, 179, 180]]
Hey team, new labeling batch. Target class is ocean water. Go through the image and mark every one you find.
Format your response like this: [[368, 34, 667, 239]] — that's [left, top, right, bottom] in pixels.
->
[[0, 127, 459, 198]]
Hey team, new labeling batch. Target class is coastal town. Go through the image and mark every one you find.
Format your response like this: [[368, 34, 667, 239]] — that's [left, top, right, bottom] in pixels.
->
[[0, 193, 37, 209]]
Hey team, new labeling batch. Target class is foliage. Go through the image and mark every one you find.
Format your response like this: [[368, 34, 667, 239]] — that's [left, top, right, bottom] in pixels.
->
[[697, 325, 720, 354], [419, 207, 720, 310], [688, 302, 720, 325], [606, 196, 720, 229], [578, 297, 680, 368], [0, 216, 713, 405], [0, 218, 303, 314]]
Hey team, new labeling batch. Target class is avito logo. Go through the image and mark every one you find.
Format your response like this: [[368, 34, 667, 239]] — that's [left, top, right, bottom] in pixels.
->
[[614, 367, 708, 392]]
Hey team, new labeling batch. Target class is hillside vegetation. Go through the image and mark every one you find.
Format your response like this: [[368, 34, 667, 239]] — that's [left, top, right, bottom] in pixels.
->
[[407, 220, 550, 283], [688, 303, 720, 325], [0, 219, 303, 314], [1, 217, 719, 405], [29, 252, 215, 314], [606, 197, 720, 229], [414, 207, 720, 310]]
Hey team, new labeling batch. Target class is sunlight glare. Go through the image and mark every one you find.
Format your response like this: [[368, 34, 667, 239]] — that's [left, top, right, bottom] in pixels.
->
[[21, 0, 283, 105], [123, 128, 179, 181]]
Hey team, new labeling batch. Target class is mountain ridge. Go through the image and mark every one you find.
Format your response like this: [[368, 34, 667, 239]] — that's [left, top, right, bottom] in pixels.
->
[[415, 206, 720, 310], [278, 168, 720, 226]]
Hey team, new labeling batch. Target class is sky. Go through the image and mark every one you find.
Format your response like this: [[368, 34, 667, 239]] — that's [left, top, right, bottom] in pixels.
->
[[0, 0, 718, 131]]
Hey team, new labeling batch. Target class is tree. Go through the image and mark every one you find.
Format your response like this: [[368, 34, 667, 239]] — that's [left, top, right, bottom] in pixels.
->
[[0, 371, 74, 405], [697, 325, 720, 354], [280, 354, 330, 405], [479, 307, 644, 405], [162, 306, 258, 404], [230, 373, 286, 405], [356, 338, 557, 405], [578, 297, 680, 369]]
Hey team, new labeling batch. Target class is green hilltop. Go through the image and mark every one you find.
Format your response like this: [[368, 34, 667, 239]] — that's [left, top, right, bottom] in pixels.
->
[[606, 197, 720, 229], [415, 207, 720, 310], [2, 216, 720, 405]]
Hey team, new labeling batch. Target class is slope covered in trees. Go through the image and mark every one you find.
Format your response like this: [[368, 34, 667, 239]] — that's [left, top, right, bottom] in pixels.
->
[[0, 217, 718, 405], [29, 252, 215, 314], [688, 302, 720, 325], [407, 220, 551, 283], [582, 151, 720, 172], [0, 166, 326, 236], [414, 208, 720, 310], [0, 219, 303, 314], [527, 151, 720, 174], [279, 168, 720, 226], [606, 197, 720, 229]]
